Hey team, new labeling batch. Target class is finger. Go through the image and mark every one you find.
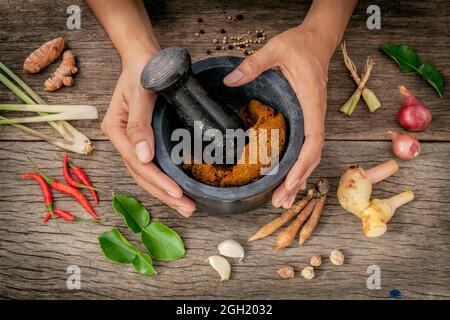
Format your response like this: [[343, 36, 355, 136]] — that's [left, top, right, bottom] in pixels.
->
[[223, 44, 277, 87], [273, 179, 306, 209], [284, 137, 322, 191], [127, 88, 156, 163], [128, 167, 196, 217], [108, 125, 183, 199]]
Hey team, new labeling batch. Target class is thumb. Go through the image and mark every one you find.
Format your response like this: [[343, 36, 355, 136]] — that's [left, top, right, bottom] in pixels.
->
[[223, 45, 277, 87], [127, 90, 156, 163]]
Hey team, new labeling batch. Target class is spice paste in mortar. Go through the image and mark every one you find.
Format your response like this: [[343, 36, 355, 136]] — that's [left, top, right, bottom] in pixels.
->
[[183, 99, 286, 187]]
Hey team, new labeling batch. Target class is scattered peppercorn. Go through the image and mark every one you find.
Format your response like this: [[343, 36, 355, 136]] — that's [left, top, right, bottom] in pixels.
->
[[228, 44, 234, 50], [206, 49, 211, 55], [199, 29, 205, 34], [256, 31, 263, 38], [197, 17, 203, 23], [244, 49, 250, 55], [236, 14, 244, 20], [220, 29, 227, 34]]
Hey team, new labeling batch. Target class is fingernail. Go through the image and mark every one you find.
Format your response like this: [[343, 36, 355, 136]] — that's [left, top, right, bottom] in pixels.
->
[[167, 190, 182, 198], [282, 195, 296, 209], [176, 208, 193, 217], [224, 69, 244, 85], [274, 195, 288, 208], [136, 140, 151, 163]]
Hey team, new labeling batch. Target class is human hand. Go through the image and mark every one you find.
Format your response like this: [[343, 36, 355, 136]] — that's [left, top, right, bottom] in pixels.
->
[[224, 25, 334, 209], [102, 54, 196, 217]]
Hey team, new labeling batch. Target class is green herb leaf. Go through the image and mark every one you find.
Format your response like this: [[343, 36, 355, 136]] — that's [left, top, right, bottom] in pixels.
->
[[142, 221, 185, 261], [418, 63, 445, 98], [379, 44, 420, 72], [112, 194, 150, 233], [131, 252, 157, 276], [380, 44, 444, 97], [98, 228, 137, 263]]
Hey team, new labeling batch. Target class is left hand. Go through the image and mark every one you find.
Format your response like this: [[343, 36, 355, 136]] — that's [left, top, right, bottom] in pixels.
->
[[224, 25, 334, 209]]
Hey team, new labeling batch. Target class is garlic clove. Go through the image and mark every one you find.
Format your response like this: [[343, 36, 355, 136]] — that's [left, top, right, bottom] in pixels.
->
[[207, 255, 231, 281], [218, 239, 245, 263]]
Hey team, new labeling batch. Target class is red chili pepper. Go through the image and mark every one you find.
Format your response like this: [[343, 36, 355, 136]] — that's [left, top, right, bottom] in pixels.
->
[[43, 209, 75, 223], [21, 173, 54, 215], [63, 153, 99, 205], [28, 158, 100, 220]]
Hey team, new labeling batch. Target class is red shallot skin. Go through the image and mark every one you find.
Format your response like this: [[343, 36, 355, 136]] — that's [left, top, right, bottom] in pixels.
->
[[397, 91, 432, 132], [388, 130, 421, 160]]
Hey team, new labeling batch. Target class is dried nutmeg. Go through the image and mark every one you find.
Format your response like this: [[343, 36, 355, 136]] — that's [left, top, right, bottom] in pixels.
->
[[330, 250, 345, 265], [301, 266, 315, 280], [310, 255, 322, 267], [277, 265, 294, 279]]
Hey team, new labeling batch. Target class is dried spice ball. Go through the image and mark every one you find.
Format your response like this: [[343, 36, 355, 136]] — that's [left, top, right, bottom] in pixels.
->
[[256, 31, 263, 38], [236, 14, 244, 20], [197, 17, 203, 23], [244, 49, 250, 55], [216, 45, 222, 51], [228, 44, 234, 50], [199, 29, 205, 34], [277, 265, 294, 279], [206, 49, 211, 55], [310, 255, 322, 267], [330, 250, 345, 266], [301, 266, 315, 280], [220, 28, 227, 34]]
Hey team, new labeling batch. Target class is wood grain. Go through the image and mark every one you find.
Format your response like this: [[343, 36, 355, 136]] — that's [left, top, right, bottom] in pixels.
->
[[0, 0, 449, 300], [0, 0, 449, 142], [0, 140, 448, 299]]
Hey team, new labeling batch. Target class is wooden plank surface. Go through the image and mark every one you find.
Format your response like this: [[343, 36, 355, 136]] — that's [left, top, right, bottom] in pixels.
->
[[0, 140, 449, 299], [0, 0, 449, 300]]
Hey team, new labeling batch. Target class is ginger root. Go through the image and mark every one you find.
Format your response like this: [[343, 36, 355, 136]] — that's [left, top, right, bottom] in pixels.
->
[[23, 37, 66, 73], [361, 190, 414, 237], [44, 50, 78, 92], [337, 159, 398, 216]]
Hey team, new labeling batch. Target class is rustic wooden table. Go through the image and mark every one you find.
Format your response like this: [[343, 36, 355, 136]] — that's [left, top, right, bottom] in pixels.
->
[[0, 0, 449, 300]]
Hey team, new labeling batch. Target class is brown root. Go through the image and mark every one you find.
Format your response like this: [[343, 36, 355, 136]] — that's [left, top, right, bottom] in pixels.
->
[[44, 50, 78, 92], [23, 37, 66, 73]]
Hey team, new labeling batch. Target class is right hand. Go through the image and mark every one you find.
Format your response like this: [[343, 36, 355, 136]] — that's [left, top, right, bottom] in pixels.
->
[[102, 54, 196, 217]]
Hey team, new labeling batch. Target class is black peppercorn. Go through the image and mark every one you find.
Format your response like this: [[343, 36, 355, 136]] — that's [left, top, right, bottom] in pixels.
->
[[197, 17, 203, 23], [236, 14, 244, 20], [199, 29, 205, 34], [216, 45, 222, 50], [228, 44, 234, 50], [206, 49, 212, 55], [220, 29, 227, 34]]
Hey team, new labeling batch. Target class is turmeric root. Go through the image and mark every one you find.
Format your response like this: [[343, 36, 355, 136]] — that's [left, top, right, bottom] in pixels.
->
[[44, 50, 78, 92], [299, 179, 330, 245], [274, 198, 318, 253], [248, 188, 317, 242], [23, 37, 66, 73]]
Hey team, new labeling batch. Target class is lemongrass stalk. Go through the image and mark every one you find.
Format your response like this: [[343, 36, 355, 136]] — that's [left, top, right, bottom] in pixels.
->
[[0, 115, 74, 149], [0, 63, 94, 154], [362, 88, 381, 112], [341, 43, 381, 113], [0, 111, 98, 125], [339, 57, 374, 116], [0, 104, 97, 113], [339, 90, 361, 116]]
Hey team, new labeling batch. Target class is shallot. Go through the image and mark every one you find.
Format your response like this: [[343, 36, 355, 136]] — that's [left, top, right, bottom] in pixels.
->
[[397, 86, 432, 131], [388, 130, 421, 160]]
